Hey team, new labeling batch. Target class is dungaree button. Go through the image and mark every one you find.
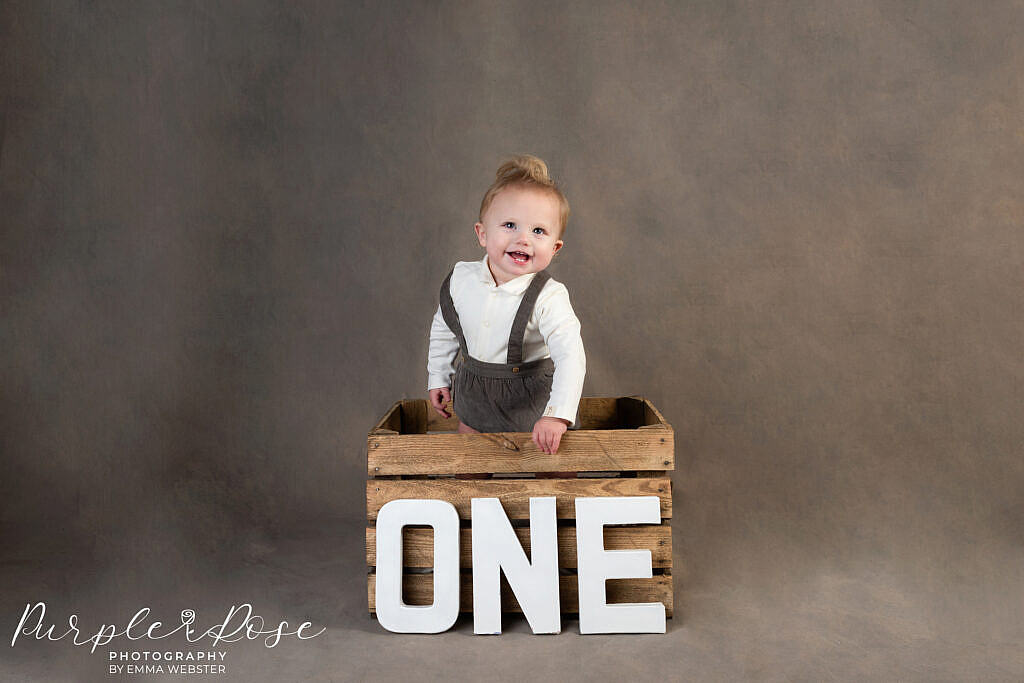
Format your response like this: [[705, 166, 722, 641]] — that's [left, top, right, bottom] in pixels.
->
[[512, 367, 520, 373]]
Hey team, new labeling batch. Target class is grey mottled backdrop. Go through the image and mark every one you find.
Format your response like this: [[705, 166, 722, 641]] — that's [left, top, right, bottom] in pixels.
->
[[2, 1, 1022, 679]]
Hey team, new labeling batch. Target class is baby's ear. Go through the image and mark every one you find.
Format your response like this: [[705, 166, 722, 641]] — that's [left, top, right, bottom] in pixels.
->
[[552, 239, 564, 254], [474, 222, 487, 247]]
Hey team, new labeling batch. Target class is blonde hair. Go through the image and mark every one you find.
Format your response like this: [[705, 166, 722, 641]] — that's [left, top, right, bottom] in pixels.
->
[[479, 155, 570, 237]]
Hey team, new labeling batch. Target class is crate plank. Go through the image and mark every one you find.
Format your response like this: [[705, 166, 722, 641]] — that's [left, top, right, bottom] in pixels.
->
[[367, 574, 673, 616], [368, 429, 673, 475], [366, 525, 671, 568], [366, 478, 671, 520], [422, 396, 657, 433]]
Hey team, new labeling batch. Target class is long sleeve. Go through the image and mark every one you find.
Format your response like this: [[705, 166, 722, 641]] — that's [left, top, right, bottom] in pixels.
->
[[427, 303, 460, 390], [534, 283, 586, 425]]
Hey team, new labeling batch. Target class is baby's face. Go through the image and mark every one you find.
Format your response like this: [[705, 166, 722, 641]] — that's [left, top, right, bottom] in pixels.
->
[[474, 186, 563, 285]]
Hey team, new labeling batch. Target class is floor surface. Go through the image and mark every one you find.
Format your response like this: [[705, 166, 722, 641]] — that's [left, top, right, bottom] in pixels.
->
[[2, 518, 1021, 682]]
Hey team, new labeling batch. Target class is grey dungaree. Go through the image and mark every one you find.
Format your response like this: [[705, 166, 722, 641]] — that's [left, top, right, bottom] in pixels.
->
[[440, 268, 554, 433]]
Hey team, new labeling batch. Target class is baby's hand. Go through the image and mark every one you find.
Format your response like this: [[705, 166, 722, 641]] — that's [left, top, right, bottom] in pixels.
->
[[532, 416, 570, 455], [429, 387, 452, 419]]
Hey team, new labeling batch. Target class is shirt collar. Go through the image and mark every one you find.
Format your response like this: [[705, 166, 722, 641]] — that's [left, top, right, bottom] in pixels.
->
[[479, 255, 537, 294]]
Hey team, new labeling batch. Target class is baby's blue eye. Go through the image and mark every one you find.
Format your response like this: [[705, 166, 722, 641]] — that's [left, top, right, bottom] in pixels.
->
[[502, 222, 516, 230], [532, 227, 546, 235]]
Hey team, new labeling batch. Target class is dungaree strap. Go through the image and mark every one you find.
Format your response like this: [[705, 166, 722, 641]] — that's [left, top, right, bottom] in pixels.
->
[[439, 269, 468, 358], [506, 271, 550, 364]]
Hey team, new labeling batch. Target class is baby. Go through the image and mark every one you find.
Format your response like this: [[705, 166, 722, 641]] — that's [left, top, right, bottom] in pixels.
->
[[426, 155, 586, 458]]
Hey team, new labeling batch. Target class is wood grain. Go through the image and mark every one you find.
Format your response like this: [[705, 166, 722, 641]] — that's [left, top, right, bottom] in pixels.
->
[[368, 428, 673, 475], [366, 477, 672, 520], [420, 396, 666, 433]]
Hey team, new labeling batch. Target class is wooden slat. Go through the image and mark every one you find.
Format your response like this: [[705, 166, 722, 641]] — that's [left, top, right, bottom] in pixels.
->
[[367, 573, 673, 616], [366, 478, 671, 520], [366, 525, 672, 568], [421, 396, 662, 433], [368, 429, 673, 475]]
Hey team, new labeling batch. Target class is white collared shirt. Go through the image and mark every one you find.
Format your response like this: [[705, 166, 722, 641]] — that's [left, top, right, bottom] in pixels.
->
[[427, 256, 586, 424]]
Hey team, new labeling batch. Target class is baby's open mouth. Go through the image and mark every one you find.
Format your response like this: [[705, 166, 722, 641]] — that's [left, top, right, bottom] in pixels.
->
[[507, 251, 531, 264]]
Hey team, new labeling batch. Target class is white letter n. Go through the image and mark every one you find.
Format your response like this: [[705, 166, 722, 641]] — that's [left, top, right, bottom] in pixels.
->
[[471, 496, 560, 634]]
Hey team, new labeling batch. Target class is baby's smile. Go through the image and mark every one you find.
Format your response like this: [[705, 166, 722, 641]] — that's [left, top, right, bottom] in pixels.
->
[[506, 250, 531, 265]]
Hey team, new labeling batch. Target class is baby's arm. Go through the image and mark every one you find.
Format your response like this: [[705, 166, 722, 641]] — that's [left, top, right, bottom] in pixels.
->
[[534, 283, 586, 453], [427, 303, 459, 419]]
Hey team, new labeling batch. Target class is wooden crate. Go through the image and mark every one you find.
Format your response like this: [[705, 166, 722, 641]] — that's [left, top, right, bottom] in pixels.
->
[[366, 396, 674, 617]]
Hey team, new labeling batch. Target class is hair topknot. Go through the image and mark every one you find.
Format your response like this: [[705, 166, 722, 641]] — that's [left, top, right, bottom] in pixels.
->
[[479, 154, 570, 236], [494, 155, 551, 184]]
